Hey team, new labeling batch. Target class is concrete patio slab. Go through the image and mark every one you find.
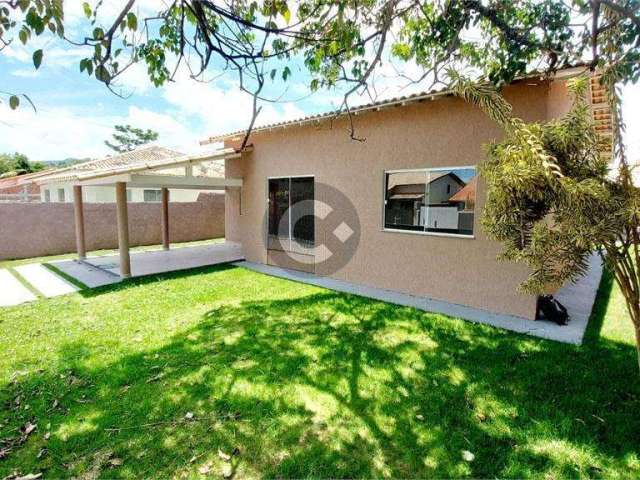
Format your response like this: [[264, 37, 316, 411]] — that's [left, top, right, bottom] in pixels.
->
[[236, 252, 603, 345], [49, 259, 120, 289], [86, 242, 244, 277], [51, 242, 244, 288], [15, 263, 79, 298], [0, 269, 36, 306]]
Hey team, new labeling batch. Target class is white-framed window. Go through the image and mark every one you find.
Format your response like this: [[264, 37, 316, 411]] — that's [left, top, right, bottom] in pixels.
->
[[126, 189, 132, 202], [43, 189, 50, 203], [143, 189, 162, 202], [383, 166, 476, 237], [57, 188, 65, 202]]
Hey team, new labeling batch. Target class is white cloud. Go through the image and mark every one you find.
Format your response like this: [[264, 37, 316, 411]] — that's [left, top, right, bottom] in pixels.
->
[[0, 104, 116, 160], [0, 102, 202, 160], [161, 71, 306, 140], [10, 69, 39, 78], [0, 68, 307, 161], [111, 62, 154, 95]]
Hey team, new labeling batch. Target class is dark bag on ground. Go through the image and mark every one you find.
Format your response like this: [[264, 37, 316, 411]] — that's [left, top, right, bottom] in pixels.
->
[[536, 295, 569, 325]]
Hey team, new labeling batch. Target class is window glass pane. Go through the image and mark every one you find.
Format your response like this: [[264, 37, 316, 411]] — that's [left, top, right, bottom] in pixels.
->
[[44, 189, 50, 202], [291, 177, 314, 250], [425, 168, 476, 235], [268, 178, 290, 250], [384, 171, 426, 231], [58, 188, 65, 202], [144, 189, 161, 202]]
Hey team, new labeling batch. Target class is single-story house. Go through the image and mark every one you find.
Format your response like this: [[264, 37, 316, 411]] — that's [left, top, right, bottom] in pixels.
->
[[20, 66, 608, 323], [29, 146, 225, 203], [197, 66, 611, 320]]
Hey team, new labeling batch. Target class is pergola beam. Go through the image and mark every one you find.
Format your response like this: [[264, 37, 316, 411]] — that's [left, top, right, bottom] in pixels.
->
[[71, 174, 242, 190]]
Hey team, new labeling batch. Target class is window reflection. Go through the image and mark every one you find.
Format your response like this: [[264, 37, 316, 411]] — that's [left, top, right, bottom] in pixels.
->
[[384, 168, 476, 236]]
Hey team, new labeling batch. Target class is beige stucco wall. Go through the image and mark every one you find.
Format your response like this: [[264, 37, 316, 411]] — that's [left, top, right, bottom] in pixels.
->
[[225, 78, 575, 319], [0, 193, 224, 260]]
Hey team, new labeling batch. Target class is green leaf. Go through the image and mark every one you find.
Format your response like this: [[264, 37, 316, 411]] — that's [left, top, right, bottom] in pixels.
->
[[282, 66, 291, 81], [282, 8, 291, 24], [127, 12, 137, 31], [33, 49, 43, 69], [95, 65, 111, 83], [82, 2, 92, 19], [270, 69, 277, 80], [19, 29, 28, 45], [9, 95, 20, 109]]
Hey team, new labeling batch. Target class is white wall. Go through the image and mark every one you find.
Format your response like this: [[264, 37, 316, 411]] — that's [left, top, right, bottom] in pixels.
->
[[41, 184, 205, 203], [420, 205, 459, 230], [427, 175, 462, 204]]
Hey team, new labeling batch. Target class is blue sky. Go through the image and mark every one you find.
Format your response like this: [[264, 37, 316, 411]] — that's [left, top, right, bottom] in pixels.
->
[[0, 1, 638, 164]]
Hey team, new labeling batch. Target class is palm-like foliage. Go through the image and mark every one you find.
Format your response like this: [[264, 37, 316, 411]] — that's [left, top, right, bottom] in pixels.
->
[[451, 73, 640, 368]]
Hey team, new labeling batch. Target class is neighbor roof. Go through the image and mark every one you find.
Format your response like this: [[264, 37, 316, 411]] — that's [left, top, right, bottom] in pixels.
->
[[0, 170, 53, 191], [27, 146, 184, 185], [200, 65, 587, 145], [449, 176, 478, 203], [28, 145, 240, 186]]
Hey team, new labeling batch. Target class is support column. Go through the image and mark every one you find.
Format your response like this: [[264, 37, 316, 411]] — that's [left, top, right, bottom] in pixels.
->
[[161, 187, 170, 250], [73, 185, 86, 259], [115, 182, 131, 278]]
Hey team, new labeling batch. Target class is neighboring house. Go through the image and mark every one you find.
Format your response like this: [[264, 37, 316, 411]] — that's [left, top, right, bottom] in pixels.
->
[[201, 66, 604, 321], [28, 146, 224, 203], [0, 170, 46, 202]]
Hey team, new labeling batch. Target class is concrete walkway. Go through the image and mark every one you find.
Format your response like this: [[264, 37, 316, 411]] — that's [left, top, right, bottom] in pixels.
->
[[237, 253, 603, 345], [52, 242, 245, 288], [15, 263, 78, 298], [0, 269, 36, 306]]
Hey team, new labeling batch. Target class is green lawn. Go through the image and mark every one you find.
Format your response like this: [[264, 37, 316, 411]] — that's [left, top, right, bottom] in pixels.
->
[[0, 264, 638, 478]]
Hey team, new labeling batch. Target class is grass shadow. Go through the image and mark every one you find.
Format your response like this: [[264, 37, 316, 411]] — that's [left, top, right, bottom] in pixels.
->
[[1, 281, 639, 478], [582, 266, 616, 345]]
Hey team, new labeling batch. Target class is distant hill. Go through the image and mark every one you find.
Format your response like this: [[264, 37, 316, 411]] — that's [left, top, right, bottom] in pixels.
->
[[43, 158, 92, 168]]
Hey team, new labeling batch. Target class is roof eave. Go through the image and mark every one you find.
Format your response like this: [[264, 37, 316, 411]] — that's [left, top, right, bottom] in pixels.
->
[[199, 65, 590, 145]]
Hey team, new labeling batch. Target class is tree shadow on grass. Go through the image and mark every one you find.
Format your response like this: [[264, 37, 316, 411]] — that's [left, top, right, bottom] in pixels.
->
[[1, 287, 639, 478], [582, 265, 617, 345]]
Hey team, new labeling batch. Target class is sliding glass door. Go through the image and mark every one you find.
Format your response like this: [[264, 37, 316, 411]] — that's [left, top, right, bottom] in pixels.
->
[[268, 177, 315, 252]]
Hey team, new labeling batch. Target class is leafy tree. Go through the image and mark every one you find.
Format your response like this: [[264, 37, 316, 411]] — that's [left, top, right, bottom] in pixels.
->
[[104, 124, 159, 153], [451, 73, 640, 368], [0, 152, 44, 175], [1, 2, 638, 140]]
